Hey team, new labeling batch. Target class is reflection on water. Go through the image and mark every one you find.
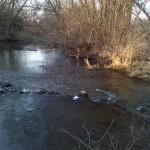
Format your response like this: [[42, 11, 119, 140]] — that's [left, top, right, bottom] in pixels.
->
[[0, 42, 62, 73]]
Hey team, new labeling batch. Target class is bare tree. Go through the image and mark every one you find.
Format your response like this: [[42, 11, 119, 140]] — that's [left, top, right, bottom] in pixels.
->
[[0, 0, 29, 39]]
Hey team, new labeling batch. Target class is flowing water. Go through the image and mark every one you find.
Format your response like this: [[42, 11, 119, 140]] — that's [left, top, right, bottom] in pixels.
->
[[0, 42, 150, 150]]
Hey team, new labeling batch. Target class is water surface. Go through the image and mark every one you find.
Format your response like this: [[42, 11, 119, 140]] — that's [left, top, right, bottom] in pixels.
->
[[0, 42, 150, 149]]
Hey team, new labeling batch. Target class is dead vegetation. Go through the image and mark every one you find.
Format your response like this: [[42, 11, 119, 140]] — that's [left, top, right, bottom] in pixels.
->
[[25, 0, 150, 81]]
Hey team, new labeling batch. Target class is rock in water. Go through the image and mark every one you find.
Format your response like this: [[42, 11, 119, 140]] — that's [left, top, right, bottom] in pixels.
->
[[136, 106, 147, 112], [3, 82, 12, 87], [111, 104, 127, 113], [0, 82, 12, 88], [73, 96, 80, 101], [80, 91, 86, 94], [46, 91, 59, 96], [27, 49, 38, 51], [0, 87, 5, 93], [19, 88, 30, 94], [78, 91, 90, 101], [36, 90, 49, 95], [9, 88, 16, 92]]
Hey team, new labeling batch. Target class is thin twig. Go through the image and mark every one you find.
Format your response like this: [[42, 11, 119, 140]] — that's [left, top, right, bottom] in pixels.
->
[[124, 120, 145, 150], [83, 124, 91, 146], [97, 118, 115, 144], [109, 133, 117, 150], [59, 128, 94, 150]]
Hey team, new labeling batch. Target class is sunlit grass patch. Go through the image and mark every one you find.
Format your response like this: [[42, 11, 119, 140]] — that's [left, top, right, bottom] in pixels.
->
[[104, 44, 150, 81]]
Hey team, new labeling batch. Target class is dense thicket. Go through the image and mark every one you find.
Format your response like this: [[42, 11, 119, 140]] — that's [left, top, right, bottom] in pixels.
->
[[0, 0, 28, 40]]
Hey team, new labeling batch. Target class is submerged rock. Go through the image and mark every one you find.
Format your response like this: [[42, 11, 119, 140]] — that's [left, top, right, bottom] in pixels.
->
[[0, 82, 12, 88], [9, 88, 16, 92], [111, 104, 127, 112], [79, 91, 86, 95], [0, 82, 15, 93], [78, 91, 90, 101], [35, 90, 59, 96], [0, 87, 6, 93], [36, 90, 49, 95], [94, 89, 117, 103], [3, 82, 12, 88], [95, 89, 100, 92], [73, 96, 80, 101], [19, 88, 30, 94], [46, 91, 59, 96], [136, 106, 147, 112], [27, 49, 38, 51]]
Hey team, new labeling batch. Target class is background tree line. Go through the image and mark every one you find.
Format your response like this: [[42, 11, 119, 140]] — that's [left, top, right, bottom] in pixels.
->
[[0, 0, 149, 80], [0, 0, 29, 40]]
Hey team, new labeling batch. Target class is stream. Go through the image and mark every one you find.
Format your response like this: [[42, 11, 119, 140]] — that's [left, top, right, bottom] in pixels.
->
[[0, 42, 150, 150]]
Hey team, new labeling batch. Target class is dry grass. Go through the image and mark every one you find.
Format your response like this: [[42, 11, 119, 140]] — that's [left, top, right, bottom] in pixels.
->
[[128, 51, 150, 81], [104, 46, 133, 70], [101, 28, 150, 81], [103, 46, 150, 81]]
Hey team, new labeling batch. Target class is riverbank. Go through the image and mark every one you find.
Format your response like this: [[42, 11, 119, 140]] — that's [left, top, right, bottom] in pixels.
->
[[64, 45, 150, 82]]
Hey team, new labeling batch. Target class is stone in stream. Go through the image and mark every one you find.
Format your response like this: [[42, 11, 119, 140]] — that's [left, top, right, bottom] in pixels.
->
[[110, 103, 127, 112], [3, 82, 12, 88], [9, 88, 17, 92], [75, 91, 128, 113], [73, 96, 80, 101], [27, 48, 38, 51], [35, 90, 60, 96], [0, 82, 12, 88], [46, 91, 59, 96], [0, 87, 6, 93], [72, 91, 90, 101], [19, 88, 31, 94], [0, 82, 16, 93], [35, 90, 59, 96], [136, 106, 147, 112], [36, 90, 49, 95], [78, 91, 90, 101]]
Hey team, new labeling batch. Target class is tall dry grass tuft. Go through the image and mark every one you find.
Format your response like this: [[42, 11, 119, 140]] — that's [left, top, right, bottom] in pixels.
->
[[105, 27, 150, 81], [105, 46, 134, 71], [128, 49, 150, 81]]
